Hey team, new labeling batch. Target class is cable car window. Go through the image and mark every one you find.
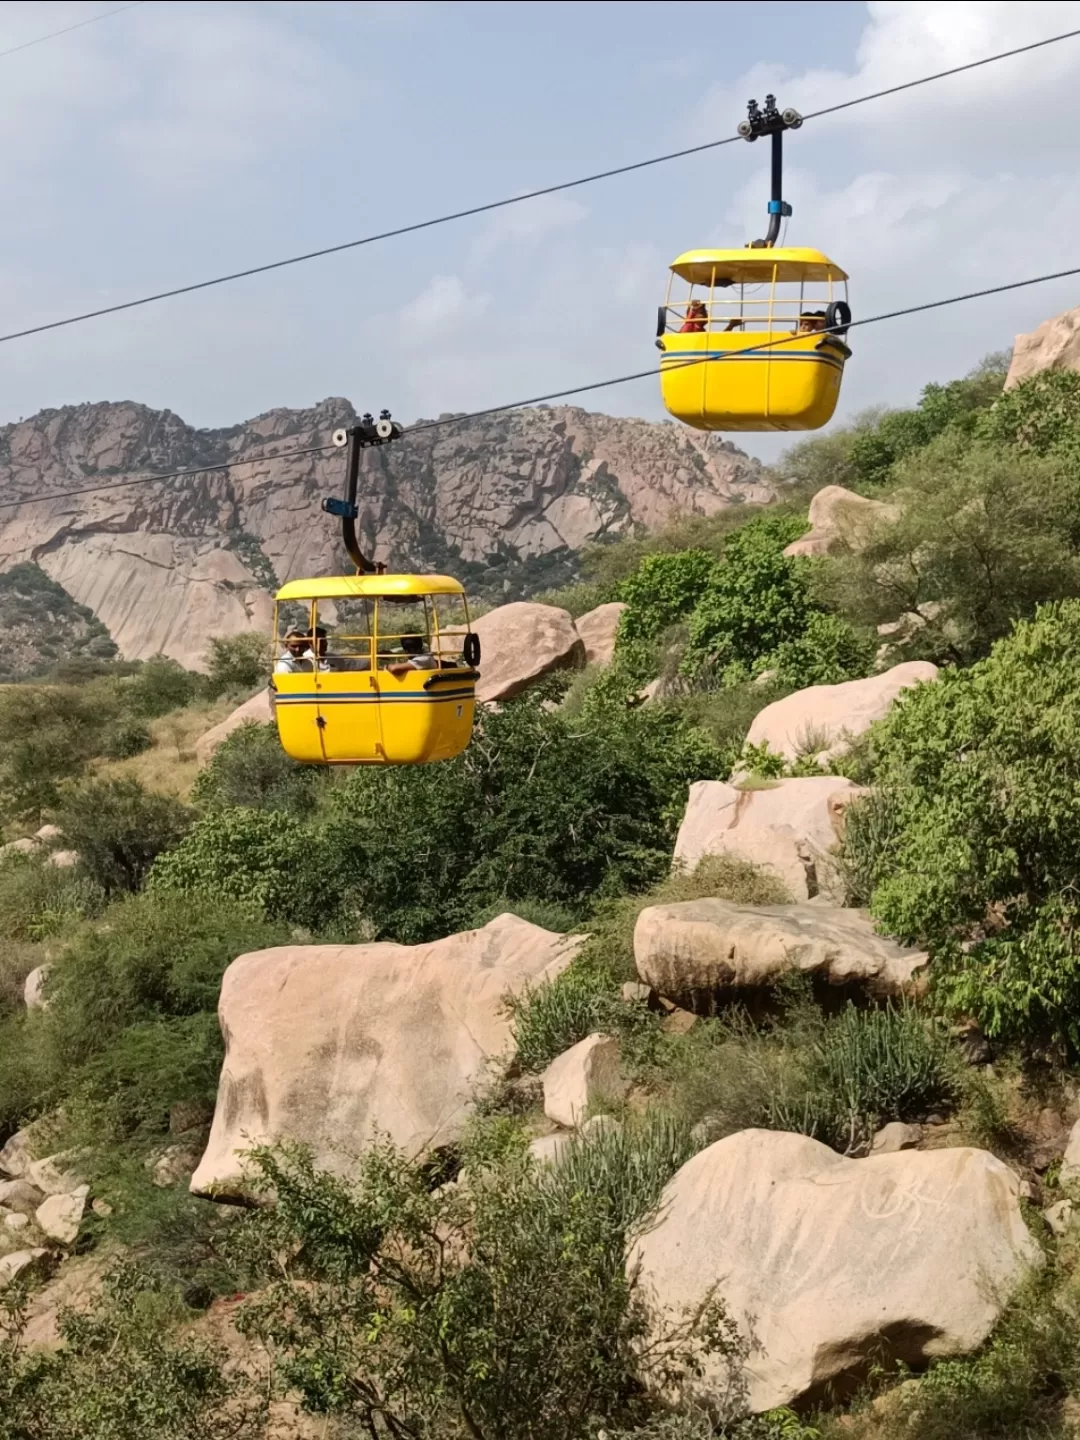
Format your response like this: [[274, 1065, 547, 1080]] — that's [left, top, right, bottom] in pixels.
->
[[317, 597, 375, 672]]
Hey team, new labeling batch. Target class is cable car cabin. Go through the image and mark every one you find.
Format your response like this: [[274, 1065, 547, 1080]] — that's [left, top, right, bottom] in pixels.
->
[[657, 248, 851, 432], [270, 574, 480, 766]]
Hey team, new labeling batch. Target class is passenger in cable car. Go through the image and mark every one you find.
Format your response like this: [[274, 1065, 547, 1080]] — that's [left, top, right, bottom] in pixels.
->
[[680, 301, 708, 333], [387, 634, 439, 678], [275, 627, 311, 674], [301, 627, 331, 671], [797, 310, 828, 333]]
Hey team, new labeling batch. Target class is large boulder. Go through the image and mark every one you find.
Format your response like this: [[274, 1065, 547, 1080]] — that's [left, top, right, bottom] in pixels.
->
[[35, 1186, 88, 1246], [634, 899, 926, 1007], [574, 602, 627, 666], [0, 1128, 34, 1180], [23, 965, 50, 1011], [673, 777, 864, 902], [0, 1249, 50, 1290], [629, 1129, 1040, 1415], [470, 603, 585, 704], [1005, 304, 1080, 389], [783, 486, 897, 559], [195, 688, 275, 766], [192, 915, 583, 1201], [744, 662, 938, 766]]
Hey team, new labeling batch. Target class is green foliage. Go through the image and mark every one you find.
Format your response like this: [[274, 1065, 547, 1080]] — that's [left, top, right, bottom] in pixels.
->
[[125, 655, 201, 717], [823, 433, 1080, 666], [54, 777, 192, 894], [850, 601, 1080, 1051], [978, 368, 1080, 460], [0, 1266, 263, 1440], [0, 686, 103, 821], [0, 561, 117, 683], [191, 721, 325, 818], [235, 1119, 745, 1439], [618, 550, 717, 643], [0, 854, 104, 942], [100, 714, 152, 759], [319, 687, 725, 943], [666, 996, 957, 1154], [509, 965, 629, 1073], [201, 632, 268, 699], [149, 806, 338, 928], [764, 611, 874, 690]]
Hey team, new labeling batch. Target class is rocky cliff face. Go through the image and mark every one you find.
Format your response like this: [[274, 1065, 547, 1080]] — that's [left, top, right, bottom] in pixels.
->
[[0, 399, 770, 669]]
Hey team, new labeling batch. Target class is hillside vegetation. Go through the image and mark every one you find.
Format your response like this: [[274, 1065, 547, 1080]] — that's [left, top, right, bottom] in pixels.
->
[[9, 356, 1080, 1438]]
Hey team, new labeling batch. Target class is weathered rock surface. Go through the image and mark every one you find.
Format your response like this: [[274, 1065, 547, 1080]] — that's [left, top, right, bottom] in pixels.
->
[[673, 777, 863, 902], [1060, 1118, 1080, 1184], [35, 1186, 88, 1246], [471, 603, 585, 703], [783, 486, 897, 558], [0, 1179, 45, 1214], [0, 1248, 49, 1290], [1005, 304, 1080, 389], [26, 1154, 83, 1197], [23, 965, 50, 1011], [0, 1128, 33, 1179], [634, 900, 926, 1006], [0, 400, 769, 668], [870, 1122, 922, 1155], [150, 1145, 201, 1188], [528, 1133, 572, 1168], [630, 1129, 1040, 1414], [192, 915, 583, 1201], [195, 688, 274, 765], [574, 602, 627, 666], [3, 1212, 28, 1232], [744, 662, 939, 766], [542, 1034, 627, 1129]]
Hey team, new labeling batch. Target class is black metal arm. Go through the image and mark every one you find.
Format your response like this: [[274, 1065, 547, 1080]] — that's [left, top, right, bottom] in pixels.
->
[[738, 95, 801, 249], [322, 411, 404, 574]]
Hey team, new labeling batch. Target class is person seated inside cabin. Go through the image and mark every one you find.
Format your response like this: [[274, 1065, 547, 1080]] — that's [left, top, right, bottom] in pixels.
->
[[797, 310, 828, 334], [275, 627, 311, 674], [386, 634, 439, 678], [301, 626, 332, 672], [679, 301, 708, 333]]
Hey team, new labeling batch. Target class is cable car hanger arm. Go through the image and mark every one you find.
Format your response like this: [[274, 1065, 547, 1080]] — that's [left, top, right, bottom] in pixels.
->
[[738, 96, 801, 249], [324, 412, 404, 574]]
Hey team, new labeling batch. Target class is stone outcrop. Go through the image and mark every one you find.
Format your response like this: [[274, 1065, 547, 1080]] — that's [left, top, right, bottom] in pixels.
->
[[471, 603, 585, 703], [0, 1249, 50, 1290], [195, 688, 275, 765], [0, 400, 769, 669], [542, 1034, 628, 1128], [634, 900, 926, 1007], [744, 661, 939, 766], [673, 777, 863, 901], [35, 1187, 88, 1246], [192, 914, 583, 1202], [1005, 304, 1080, 389], [23, 965, 50, 1011], [629, 1129, 1040, 1414], [783, 486, 897, 558], [574, 602, 626, 666], [1060, 1118, 1080, 1184]]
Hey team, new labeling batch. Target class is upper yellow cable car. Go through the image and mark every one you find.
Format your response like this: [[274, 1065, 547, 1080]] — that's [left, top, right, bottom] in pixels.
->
[[657, 96, 852, 433], [270, 416, 481, 766]]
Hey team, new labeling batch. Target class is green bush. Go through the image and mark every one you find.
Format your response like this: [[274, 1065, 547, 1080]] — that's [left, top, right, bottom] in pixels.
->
[[149, 807, 338, 928], [509, 965, 628, 1073], [764, 611, 873, 690], [202, 633, 269, 699], [126, 655, 200, 717], [0, 854, 104, 941], [54, 778, 192, 894], [0, 1265, 263, 1440], [618, 550, 717, 644], [667, 997, 957, 1154], [851, 600, 1080, 1050], [0, 686, 102, 822], [235, 1120, 745, 1438], [978, 367, 1080, 461], [100, 714, 153, 759], [191, 721, 324, 818]]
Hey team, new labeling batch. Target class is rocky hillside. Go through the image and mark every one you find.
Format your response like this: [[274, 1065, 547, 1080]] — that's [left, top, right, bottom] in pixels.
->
[[0, 399, 770, 669], [0, 563, 117, 681]]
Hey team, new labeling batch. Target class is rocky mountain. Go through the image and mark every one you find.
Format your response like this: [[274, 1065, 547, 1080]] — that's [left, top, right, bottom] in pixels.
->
[[0, 399, 770, 669]]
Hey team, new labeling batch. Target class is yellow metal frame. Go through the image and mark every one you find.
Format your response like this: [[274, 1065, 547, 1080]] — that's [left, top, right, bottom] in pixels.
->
[[658, 248, 850, 432], [271, 574, 477, 765]]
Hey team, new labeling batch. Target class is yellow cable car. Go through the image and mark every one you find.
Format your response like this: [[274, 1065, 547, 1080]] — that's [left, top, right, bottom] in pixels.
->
[[270, 416, 481, 766], [657, 96, 852, 433]]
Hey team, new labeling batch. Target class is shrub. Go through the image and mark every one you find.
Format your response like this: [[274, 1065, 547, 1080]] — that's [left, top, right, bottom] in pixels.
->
[[235, 1121, 746, 1438], [202, 633, 269, 699], [0, 1265, 264, 1440], [191, 721, 324, 817], [854, 600, 1080, 1050], [127, 655, 200, 717], [764, 611, 873, 690], [0, 854, 104, 941], [54, 778, 193, 894], [100, 714, 153, 759], [509, 965, 627, 1073], [149, 806, 339, 929], [618, 550, 718, 644], [0, 686, 102, 822]]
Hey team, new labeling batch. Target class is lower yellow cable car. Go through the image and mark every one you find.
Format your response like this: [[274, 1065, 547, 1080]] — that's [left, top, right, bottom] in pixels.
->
[[658, 96, 852, 433], [270, 416, 481, 766]]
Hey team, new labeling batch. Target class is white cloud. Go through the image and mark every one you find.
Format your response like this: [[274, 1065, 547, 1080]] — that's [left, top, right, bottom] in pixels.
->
[[470, 192, 588, 262]]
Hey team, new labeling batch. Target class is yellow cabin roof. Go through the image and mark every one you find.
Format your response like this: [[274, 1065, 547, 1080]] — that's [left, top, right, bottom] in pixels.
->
[[670, 247, 848, 285], [276, 573, 466, 602]]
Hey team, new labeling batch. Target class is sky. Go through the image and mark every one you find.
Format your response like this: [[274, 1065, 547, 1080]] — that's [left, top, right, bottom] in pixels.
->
[[1, 0, 1080, 463]]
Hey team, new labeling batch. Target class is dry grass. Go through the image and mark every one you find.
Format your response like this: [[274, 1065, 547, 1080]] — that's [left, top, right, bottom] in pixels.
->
[[93, 700, 234, 799]]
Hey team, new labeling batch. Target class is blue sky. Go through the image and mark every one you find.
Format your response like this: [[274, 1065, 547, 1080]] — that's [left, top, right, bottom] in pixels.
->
[[2, 0, 1080, 461]]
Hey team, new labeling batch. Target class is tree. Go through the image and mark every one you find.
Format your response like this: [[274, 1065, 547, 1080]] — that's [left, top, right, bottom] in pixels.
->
[[849, 600, 1080, 1050], [55, 778, 193, 894], [191, 721, 324, 817], [617, 550, 717, 643], [201, 633, 269, 699]]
